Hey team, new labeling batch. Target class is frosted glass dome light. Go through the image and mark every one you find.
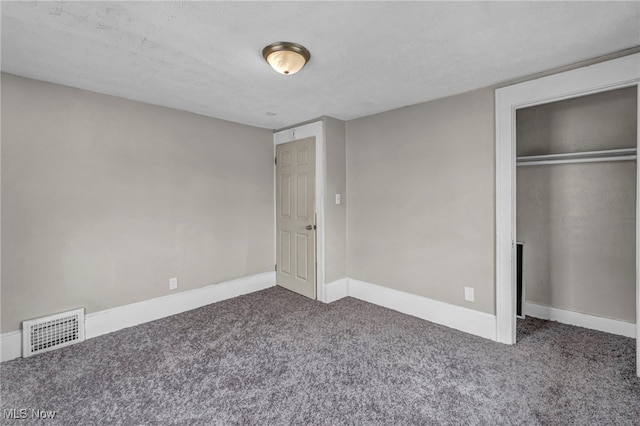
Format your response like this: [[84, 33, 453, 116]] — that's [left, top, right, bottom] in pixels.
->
[[262, 42, 310, 75]]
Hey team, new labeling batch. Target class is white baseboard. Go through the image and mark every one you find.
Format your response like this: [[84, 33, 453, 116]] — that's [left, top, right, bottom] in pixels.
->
[[11, 274, 633, 362], [348, 279, 497, 341], [526, 302, 636, 338], [0, 331, 22, 363], [323, 278, 349, 303], [85, 272, 275, 339], [1, 272, 275, 362]]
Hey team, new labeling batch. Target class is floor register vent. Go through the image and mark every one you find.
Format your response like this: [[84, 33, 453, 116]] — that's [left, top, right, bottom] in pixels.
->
[[22, 308, 85, 357]]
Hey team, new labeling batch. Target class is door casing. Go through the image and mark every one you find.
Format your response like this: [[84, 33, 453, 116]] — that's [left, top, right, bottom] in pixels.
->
[[274, 121, 327, 302]]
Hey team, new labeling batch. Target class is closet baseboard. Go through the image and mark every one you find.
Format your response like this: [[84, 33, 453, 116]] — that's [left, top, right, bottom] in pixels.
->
[[525, 302, 636, 338]]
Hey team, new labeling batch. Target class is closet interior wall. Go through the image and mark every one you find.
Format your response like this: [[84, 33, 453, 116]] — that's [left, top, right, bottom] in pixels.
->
[[516, 87, 638, 324]]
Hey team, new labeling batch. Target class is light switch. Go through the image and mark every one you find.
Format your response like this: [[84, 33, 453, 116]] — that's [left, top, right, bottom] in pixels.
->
[[335, 194, 341, 205]]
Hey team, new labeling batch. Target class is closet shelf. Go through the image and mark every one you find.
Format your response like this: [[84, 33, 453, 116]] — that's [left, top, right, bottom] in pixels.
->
[[516, 148, 637, 167]]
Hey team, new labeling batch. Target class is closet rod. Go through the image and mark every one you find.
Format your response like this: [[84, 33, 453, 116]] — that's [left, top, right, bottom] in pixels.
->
[[517, 155, 636, 167], [516, 148, 637, 167], [517, 148, 636, 161]]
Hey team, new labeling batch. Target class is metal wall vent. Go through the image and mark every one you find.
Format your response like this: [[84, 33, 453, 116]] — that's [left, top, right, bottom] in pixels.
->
[[22, 308, 85, 357]]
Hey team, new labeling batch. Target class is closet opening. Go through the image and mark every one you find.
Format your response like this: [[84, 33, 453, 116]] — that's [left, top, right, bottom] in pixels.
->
[[515, 87, 638, 341], [495, 53, 639, 376]]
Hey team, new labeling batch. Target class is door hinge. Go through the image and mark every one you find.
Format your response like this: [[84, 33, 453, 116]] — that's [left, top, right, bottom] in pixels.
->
[[275, 157, 277, 165], [275, 263, 277, 271]]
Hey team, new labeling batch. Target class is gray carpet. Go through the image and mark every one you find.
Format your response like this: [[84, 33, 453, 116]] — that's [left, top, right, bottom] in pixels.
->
[[1, 286, 638, 425]]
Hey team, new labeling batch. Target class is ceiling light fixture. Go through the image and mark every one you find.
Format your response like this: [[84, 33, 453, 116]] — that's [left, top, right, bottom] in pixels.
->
[[262, 41, 310, 75]]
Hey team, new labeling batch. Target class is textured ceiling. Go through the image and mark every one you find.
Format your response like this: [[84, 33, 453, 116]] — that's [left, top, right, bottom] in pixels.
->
[[2, 2, 639, 129]]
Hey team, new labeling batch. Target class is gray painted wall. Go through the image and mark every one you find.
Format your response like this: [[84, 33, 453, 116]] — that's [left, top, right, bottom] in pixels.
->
[[1, 73, 274, 333], [323, 117, 347, 284], [346, 88, 496, 314], [516, 87, 637, 322]]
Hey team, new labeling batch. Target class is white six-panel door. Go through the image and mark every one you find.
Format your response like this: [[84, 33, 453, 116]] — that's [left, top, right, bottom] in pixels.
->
[[276, 137, 316, 299]]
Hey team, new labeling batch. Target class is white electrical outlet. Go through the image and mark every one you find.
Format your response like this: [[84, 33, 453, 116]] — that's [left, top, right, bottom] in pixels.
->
[[169, 277, 178, 290], [464, 287, 474, 302], [335, 194, 341, 205]]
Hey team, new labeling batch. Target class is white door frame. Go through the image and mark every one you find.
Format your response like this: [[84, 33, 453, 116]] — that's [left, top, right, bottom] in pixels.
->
[[495, 53, 640, 376], [274, 121, 326, 302]]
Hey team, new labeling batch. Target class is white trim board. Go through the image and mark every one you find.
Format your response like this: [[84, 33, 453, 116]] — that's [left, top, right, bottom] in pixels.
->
[[0, 331, 22, 363], [1, 272, 275, 362], [526, 303, 636, 339], [346, 279, 497, 341], [323, 278, 349, 303], [495, 53, 640, 377], [323, 279, 634, 342], [85, 272, 275, 339], [273, 121, 327, 302]]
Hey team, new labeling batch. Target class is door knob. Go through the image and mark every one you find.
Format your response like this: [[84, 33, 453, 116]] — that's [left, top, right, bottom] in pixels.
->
[[306, 225, 315, 230]]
